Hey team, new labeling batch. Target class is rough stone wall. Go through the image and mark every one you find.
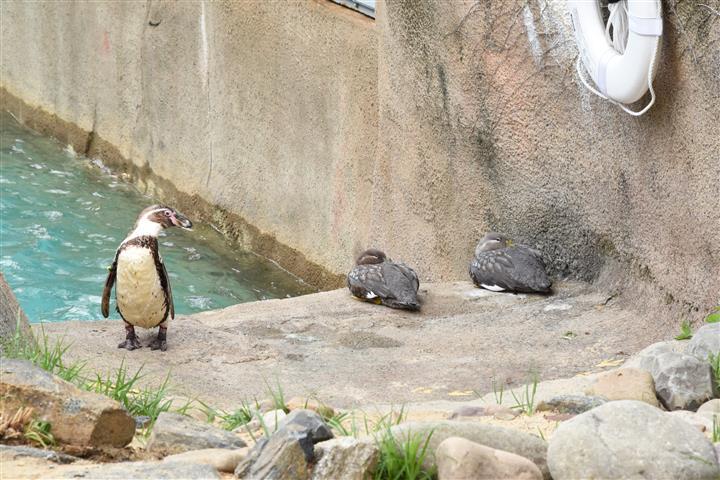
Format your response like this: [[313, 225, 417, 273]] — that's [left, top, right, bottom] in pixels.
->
[[371, 0, 719, 321], [1, 0, 718, 320]]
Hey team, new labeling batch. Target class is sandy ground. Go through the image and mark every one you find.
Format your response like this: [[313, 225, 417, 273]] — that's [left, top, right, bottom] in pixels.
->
[[39, 281, 669, 411]]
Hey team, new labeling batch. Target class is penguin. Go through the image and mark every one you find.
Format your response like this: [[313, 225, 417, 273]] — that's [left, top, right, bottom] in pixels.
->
[[469, 232, 552, 294], [347, 249, 421, 310], [101, 205, 193, 351]]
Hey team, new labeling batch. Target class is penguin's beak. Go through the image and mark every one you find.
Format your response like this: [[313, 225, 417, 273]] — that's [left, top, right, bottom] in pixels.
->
[[171, 211, 193, 230]]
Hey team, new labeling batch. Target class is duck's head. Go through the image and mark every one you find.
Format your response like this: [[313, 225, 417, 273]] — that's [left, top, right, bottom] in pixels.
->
[[355, 249, 387, 265], [130, 205, 193, 237], [476, 232, 511, 254]]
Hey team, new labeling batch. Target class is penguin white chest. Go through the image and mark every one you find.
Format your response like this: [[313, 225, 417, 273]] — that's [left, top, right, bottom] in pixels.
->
[[116, 246, 168, 328]]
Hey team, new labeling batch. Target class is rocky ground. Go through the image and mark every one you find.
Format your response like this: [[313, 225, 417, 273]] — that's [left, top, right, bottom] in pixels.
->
[[38, 281, 669, 408], [2, 282, 719, 479]]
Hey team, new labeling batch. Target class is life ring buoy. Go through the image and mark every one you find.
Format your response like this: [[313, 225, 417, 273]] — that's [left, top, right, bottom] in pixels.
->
[[569, 0, 662, 113]]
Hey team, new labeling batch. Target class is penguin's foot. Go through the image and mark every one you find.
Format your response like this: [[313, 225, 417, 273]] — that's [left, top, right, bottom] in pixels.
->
[[149, 327, 167, 351], [118, 335, 141, 350]]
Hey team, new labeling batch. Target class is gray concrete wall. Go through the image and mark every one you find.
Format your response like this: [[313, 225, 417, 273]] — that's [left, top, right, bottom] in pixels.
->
[[1, 0, 718, 321]]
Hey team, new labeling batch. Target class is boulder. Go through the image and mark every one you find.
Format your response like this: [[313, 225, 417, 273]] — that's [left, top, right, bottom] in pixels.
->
[[0, 359, 135, 447], [261, 409, 288, 432], [163, 447, 248, 473], [147, 412, 246, 454], [435, 436, 542, 480], [280, 409, 334, 446], [59, 461, 220, 479], [536, 395, 607, 414], [668, 410, 713, 434], [624, 346, 713, 410], [311, 437, 379, 480], [0, 272, 30, 345], [687, 323, 720, 362], [388, 421, 549, 479], [234, 429, 309, 480], [236, 409, 333, 479], [547, 400, 719, 480], [584, 368, 660, 407]]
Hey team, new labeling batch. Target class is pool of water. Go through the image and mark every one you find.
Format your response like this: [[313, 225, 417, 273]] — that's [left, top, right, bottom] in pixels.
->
[[0, 111, 314, 323]]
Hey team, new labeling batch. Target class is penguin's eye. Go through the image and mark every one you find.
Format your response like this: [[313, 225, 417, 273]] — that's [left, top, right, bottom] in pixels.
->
[[164, 210, 172, 217]]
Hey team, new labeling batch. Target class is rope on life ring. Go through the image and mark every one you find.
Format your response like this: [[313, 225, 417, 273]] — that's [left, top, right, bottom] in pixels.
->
[[571, 0, 662, 117]]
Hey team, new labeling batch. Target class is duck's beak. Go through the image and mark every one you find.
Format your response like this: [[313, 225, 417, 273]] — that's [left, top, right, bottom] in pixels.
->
[[171, 210, 193, 230]]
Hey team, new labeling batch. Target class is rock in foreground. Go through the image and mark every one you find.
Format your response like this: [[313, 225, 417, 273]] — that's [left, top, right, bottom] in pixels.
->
[[547, 400, 719, 480], [0, 359, 135, 447], [163, 447, 248, 473], [584, 368, 660, 406], [388, 421, 549, 479], [435, 436, 542, 480], [147, 412, 246, 454], [311, 437, 379, 480]]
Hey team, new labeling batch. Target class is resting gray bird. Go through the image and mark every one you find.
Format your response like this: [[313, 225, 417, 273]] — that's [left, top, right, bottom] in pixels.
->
[[347, 249, 421, 310], [469, 232, 552, 294], [102, 205, 193, 351]]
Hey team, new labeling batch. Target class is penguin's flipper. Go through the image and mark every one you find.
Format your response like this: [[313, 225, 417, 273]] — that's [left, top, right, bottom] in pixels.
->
[[158, 258, 174, 320], [101, 252, 119, 318]]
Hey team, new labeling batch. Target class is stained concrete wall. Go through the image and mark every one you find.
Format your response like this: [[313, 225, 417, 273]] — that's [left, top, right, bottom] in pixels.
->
[[1, 1, 718, 321]]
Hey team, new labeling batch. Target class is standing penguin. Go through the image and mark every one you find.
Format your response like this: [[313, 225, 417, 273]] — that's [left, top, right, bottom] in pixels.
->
[[102, 205, 193, 351], [469, 232, 552, 294], [347, 249, 421, 310]]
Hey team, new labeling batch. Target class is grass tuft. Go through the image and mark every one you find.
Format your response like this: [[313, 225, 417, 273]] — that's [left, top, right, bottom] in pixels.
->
[[509, 373, 539, 415], [712, 415, 719, 443], [705, 306, 720, 324], [674, 320, 693, 340], [263, 377, 289, 413], [373, 426, 435, 480]]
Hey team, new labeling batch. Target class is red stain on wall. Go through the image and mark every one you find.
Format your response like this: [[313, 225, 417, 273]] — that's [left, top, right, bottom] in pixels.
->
[[102, 31, 110, 55]]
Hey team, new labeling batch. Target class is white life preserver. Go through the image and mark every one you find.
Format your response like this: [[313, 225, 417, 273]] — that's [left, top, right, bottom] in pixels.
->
[[569, 0, 662, 115]]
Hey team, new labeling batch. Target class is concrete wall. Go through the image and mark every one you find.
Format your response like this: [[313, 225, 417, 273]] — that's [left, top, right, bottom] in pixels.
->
[[1, 1, 718, 321]]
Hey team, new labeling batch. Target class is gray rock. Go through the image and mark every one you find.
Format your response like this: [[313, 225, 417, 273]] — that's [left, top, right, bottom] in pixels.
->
[[687, 323, 720, 362], [668, 410, 714, 434], [280, 409, 333, 445], [436, 436, 542, 480], [0, 272, 30, 345], [536, 395, 607, 414], [624, 341, 688, 369], [234, 429, 309, 480], [236, 409, 334, 479], [59, 461, 220, 479], [624, 344, 714, 410], [0, 359, 135, 447], [547, 400, 719, 480], [388, 421, 549, 479], [147, 412, 246, 454], [311, 437, 379, 480], [0, 445, 78, 464]]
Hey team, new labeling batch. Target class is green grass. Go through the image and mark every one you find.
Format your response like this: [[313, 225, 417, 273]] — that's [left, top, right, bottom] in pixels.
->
[[705, 306, 720, 324], [24, 419, 55, 448], [712, 415, 719, 443], [509, 373, 539, 415], [373, 427, 435, 480], [2, 325, 174, 435], [674, 320, 693, 340], [262, 377, 289, 413]]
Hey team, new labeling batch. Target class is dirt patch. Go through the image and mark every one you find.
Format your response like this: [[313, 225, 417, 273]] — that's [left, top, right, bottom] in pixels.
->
[[336, 331, 403, 349]]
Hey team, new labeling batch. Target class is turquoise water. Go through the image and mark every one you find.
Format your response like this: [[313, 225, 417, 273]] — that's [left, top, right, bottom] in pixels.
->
[[0, 112, 314, 323]]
